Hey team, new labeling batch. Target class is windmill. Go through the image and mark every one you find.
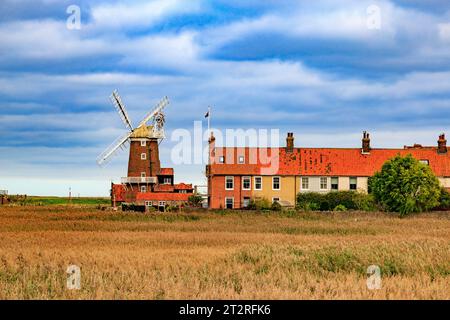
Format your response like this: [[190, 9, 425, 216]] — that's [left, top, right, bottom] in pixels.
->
[[97, 90, 169, 166]]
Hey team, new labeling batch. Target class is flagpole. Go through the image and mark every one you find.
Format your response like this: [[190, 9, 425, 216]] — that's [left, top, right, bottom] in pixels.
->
[[207, 106, 211, 135]]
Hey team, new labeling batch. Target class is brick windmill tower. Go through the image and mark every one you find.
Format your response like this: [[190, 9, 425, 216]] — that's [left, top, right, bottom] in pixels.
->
[[97, 90, 169, 202]]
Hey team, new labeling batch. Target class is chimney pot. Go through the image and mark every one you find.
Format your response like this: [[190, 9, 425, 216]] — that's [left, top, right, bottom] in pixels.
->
[[286, 132, 294, 153], [362, 131, 371, 153], [438, 133, 447, 154]]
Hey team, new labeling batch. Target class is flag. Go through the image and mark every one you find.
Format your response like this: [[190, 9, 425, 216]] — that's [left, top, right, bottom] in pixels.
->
[[204, 110, 209, 118]]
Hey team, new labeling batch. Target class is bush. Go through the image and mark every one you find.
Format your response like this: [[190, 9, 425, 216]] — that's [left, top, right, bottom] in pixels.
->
[[334, 204, 347, 211], [121, 203, 146, 212], [271, 201, 282, 211], [369, 155, 441, 216], [248, 198, 271, 210], [188, 195, 203, 207], [434, 187, 450, 211], [296, 191, 376, 212]]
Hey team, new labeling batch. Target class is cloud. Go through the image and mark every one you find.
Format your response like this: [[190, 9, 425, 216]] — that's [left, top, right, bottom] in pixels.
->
[[90, 0, 202, 30]]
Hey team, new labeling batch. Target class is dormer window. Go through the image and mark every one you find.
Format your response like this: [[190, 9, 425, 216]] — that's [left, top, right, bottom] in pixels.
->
[[238, 156, 245, 164]]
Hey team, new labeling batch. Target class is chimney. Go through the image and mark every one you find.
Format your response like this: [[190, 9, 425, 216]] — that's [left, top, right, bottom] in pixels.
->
[[286, 132, 294, 153], [362, 131, 371, 154], [438, 133, 447, 154]]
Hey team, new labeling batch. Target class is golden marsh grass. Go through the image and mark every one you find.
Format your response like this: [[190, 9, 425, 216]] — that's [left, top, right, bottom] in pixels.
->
[[0, 206, 448, 299]]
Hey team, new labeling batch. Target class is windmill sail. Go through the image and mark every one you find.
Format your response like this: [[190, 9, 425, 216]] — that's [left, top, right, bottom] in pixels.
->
[[96, 130, 133, 166], [137, 96, 169, 129], [110, 90, 134, 131]]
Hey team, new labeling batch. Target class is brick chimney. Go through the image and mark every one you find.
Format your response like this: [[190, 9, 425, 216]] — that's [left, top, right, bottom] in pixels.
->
[[286, 132, 294, 153], [362, 131, 371, 154], [438, 133, 447, 154]]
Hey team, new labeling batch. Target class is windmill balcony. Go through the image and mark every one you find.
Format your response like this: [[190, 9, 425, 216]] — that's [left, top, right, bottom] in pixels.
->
[[121, 177, 157, 184]]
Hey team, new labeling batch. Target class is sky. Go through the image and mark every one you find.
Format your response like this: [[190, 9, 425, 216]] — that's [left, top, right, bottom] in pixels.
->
[[1, 0, 450, 196]]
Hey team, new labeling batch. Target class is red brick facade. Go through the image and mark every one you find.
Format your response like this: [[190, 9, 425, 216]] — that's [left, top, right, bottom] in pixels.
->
[[127, 139, 160, 177]]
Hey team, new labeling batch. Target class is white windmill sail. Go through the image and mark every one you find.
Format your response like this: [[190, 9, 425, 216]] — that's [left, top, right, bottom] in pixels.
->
[[97, 92, 169, 166], [96, 131, 132, 166], [110, 90, 134, 131], [137, 96, 169, 129]]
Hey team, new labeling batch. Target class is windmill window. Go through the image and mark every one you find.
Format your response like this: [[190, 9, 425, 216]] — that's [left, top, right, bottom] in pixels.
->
[[141, 186, 147, 192], [141, 140, 146, 147], [141, 153, 146, 160], [141, 172, 146, 178]]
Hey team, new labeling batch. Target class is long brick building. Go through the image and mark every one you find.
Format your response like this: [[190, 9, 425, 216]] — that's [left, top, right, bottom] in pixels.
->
[[206, 132, 450, 209]]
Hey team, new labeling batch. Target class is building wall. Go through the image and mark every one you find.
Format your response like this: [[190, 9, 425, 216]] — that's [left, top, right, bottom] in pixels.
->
[[252, 176, 297, 206], [298, 176, 369, 193], [127, 138, 161, 178], [209, 175, 252, 209], [438, 177, 450, 188]]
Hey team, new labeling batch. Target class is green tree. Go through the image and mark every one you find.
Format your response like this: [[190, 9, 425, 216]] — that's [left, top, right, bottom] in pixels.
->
[[369, 154, 441, 215], [188, 194, 203, 207]]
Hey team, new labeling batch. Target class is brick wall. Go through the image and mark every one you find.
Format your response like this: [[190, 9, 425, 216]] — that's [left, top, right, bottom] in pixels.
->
[[127, 139, 160, 177]]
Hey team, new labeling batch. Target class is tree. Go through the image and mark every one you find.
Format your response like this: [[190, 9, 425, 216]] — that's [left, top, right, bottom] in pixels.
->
[[188, 194, 203, 207], [369, 154, 441, 215]]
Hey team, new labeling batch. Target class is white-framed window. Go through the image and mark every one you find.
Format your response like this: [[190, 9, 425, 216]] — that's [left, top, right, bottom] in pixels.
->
[[145, 201, 152, 207], [141, 153, 147, 160], [301, 177, 309, 190], [225, 176, 234, 190], [179, 190, 187, 194], [158, 201, 166, 207], [272, 197, 280, 204], [141, 172, 146, 178], [254, 176, 262, 190], [242, 176, 251, 190], [272, 176, 280, 190], [320, 177, 328, 190], [219, 156, 225, 163], [419, 160, 429, 165], [163, 177, 171, 184], [238, 156, 245, 164], [350, 177, 357, 190], [141, 185, 147, 192], [141, 140, 146, 147], [331, 177, 339, 190], [225, 197, 234, 209]]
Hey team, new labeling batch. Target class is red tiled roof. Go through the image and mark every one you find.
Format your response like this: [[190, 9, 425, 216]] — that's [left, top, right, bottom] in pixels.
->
[[158, 168, 174, 175], [153, 184, 175, 192], [209, 146, 450, 177], [174, 183, 194, 190], [136, 192, 190, 201]]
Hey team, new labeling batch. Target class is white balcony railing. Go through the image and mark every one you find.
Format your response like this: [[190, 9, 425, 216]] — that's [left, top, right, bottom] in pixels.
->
[[121, 177, 157, 184]]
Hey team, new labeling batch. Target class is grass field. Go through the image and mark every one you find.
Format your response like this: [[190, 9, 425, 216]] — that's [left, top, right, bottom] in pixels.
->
[[0, 205, 448, 299], [7, 196, 110, 206]]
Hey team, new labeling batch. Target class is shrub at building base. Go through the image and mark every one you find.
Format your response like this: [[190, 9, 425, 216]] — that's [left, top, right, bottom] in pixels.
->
[[434, 187, 450, 211], [296, 191, 377, 212], [369, 155, 441, 216], [188, 194, 203, 207], [248, 198, 272, 210]]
